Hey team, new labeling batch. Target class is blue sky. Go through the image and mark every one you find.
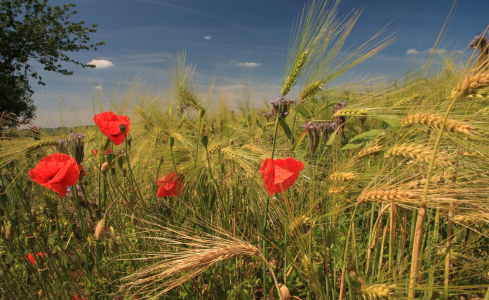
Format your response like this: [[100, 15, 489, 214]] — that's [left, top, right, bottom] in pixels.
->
[[29, 0, 489, 127]]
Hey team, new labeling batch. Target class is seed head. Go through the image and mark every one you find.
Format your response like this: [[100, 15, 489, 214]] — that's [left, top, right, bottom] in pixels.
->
[[94, 218, 108, 240]]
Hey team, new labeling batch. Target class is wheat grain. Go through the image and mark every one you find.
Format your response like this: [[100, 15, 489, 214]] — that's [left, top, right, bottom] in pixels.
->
[[332, 108, 370, 117], [394, 94, 419, 106], [385, 143, 450, 167], [330, 172, 356, 181], [358, 190, 421, 204], [401, 113, 477, 135], [452, 70, 489, 100], [26, 140, 60, 152], [328, 186, 348, 194], [288, 215, 310, 235], [361, 284, 396, 300], [301, 80, 323, 101], [354, 145, 383, 161], [282, 51, 309, 96]]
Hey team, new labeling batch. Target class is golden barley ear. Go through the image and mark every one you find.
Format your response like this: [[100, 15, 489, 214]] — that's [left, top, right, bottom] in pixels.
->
[[94, 218, 107, 240]]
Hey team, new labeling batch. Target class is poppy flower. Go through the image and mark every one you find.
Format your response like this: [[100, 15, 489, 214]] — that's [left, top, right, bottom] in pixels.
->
[[25, 252, 46, 264], [104, 148, 112, 155], [156, 173, 183, 197], [94, 112, 131, 146], [78, 165, 86, 177], [92, 149, 99, 156], [28, 153, 80, 197], [259, 157, 304, 196], [72, 296, 86, 300]]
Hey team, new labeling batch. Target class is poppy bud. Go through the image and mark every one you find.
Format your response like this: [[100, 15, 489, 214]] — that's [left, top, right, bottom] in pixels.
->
[[70, 223, 77, 233], [38, 268, 49, 280], [94, 218, 107, 240], [94, 209, 102, 220], [110, 167, 116, 176], [101, 162, 110, 173], [168, 137, 174, 148], [108, 239, 119, 254], [122, 168, 127, 177], [5, 223, 15, 240], [25, 234, 36, 249], [158, 158, 164, 166], [200, 135, 208, 149], [105, 153, 113, 165], [130, 213, 138, 226], [0, 193, 7, 206], [199, 109, 205, 119], [127, 138, 132, 147], [238, 186, 246, 196], [31, 222, 38, 232], [116, 156, 124, 168], [119, 124, 127, 137]]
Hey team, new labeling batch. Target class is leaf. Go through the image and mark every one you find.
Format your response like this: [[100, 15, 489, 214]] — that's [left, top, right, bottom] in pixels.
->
[[255, 118, 263, 129], [277, 116, 292, 141], [326, 127, 340, 146], [290, 121, 312, 152], [341, 142, 365, 150], [349, 129, 382, 143], [372, 115, 401, 128], [296, 148, 306, 164]]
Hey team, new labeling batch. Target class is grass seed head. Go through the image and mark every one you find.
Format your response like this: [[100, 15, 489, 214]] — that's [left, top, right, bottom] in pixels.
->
[[94, 218, 108, 240], [5, 223, 15, 241]]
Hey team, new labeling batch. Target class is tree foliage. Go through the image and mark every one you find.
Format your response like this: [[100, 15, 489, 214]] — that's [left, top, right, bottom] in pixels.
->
[[0, 0, 105, 127]]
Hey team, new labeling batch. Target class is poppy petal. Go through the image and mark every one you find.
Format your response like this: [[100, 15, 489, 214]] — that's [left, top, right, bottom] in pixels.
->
[[94, 112, 131, 146], [259, 158, 276, 196]]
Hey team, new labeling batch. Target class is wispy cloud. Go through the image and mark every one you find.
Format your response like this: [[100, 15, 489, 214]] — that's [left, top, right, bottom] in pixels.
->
[[204, 36, 211, 40], [87, 59, 114, 68], [138, 0, 260, 35], [237, 62, 262, 67], [94, 85, 102, 90], [406, 48, 445, 55]]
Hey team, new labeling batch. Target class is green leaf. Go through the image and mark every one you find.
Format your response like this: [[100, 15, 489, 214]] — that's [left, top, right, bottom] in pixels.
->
[[290, 121, 312, 152], [326, 127, 340, 146], [255, 118, 263, 128], [372, 115, 401, 128], [296, 148, 305, 164], [349, 129, 382, 143], [341, 142, 365, 150], [277, 116, 292, 141]]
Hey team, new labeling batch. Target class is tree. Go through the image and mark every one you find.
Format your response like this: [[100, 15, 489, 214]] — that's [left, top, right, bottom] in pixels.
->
[[0, 0, 105, 127]]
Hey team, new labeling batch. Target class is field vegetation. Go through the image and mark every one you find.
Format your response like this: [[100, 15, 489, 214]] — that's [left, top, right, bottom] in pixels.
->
[[1, 0, 489, 299]]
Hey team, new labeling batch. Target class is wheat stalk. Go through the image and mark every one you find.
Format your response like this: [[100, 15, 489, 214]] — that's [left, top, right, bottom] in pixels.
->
[[300, 80, 323, 101], [282, 51, 309, 96], [354, 145, 383, 161], [393, 94, 419, 106], [401, 113, 477, 135], [26, 140, 60, 152]]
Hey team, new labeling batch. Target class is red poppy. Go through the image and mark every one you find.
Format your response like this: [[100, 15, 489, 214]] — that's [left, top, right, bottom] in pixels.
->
[[78, 165, 86, 177], [259, 157, 304, 196], [92, 149, 99, 156], [72, 296, 86, 300], [104, 148, 112, 155], [28, 153, 80, 197], [94, 112, 131, 146], [156, 173, 183, 197], [25, 252, 46, 264]]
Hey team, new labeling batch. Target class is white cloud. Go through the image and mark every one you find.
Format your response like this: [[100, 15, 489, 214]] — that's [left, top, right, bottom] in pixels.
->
[[406, 49, 421, 55], [237, 62, 262, 67], [204, 36, 211, 40], [94, 86, 102, 90], [87, 59, 114, 68], [406, 48, 446, 55]]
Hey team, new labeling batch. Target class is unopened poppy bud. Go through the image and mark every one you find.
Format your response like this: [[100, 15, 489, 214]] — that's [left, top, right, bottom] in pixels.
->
[[116, 156, 124, 168], [119, 124, 127, 137], [200, 135, 208, 148], [94, 209, 102, 220], [127, 138, 132, 147], [94, 218, 107, 240], [31, 222, 38, 232], [158, 158, 164, 166], [38, 268, 49, 280], [199, 109, 205, 119], [25, 234, 36, 249], [130, 213, 138, 226], [122, 168, 127, 177], [0, 193, 7, 206], [168, 137, 174, 148], [105, 153, 113, 164], [238, 186, 246, 196], [101, 162, 110, 173], [110, 167, 116, 176], [108, 239, 119, 254], [5, 223, 15, 240]]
